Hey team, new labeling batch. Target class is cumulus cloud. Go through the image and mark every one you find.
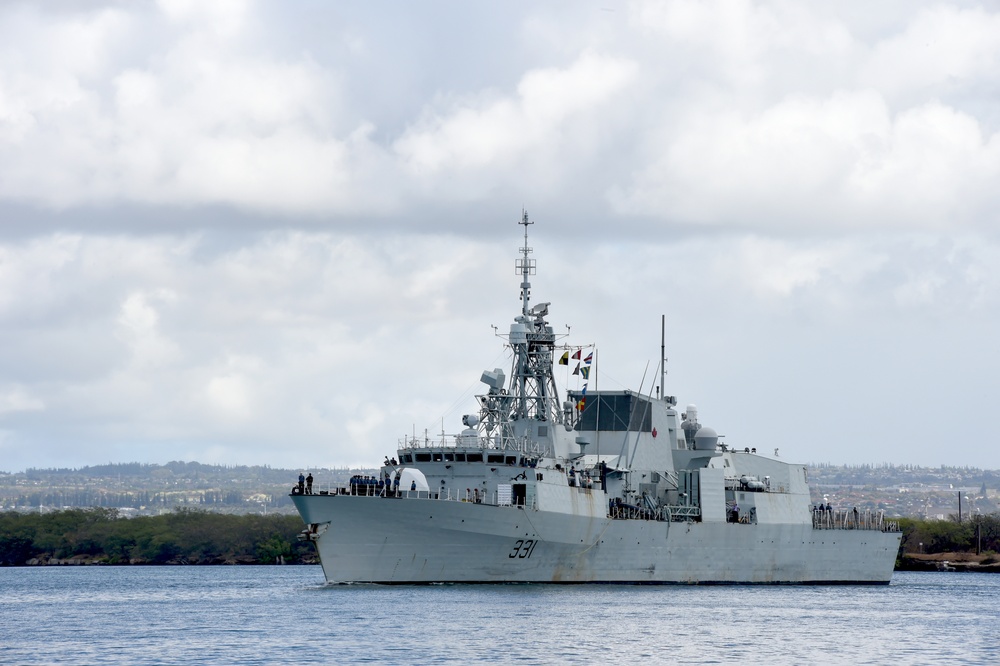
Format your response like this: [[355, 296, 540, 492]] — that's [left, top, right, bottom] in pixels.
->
[[2, 1, 998, 232], [1, 1, 999, 471], [0, 227, 998, 471], [116, 290, 180, 368], [861, 5, 1000, 102], [0, 1, 392, 215], [611, 92, 1000, 230], [0, 231, 516, 469], [394, 50, 638, 180]]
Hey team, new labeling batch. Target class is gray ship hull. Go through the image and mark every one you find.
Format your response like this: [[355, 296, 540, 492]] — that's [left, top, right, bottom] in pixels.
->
[[293, 494, 900, 584]]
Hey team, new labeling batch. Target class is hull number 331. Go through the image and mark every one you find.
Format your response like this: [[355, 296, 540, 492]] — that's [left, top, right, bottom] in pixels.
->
[[509, 539, 538, 559]]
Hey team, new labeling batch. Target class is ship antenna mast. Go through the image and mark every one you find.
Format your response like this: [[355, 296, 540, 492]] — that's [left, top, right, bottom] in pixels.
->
[[660, 314, 666, 400], [518, 209, 534, 316]]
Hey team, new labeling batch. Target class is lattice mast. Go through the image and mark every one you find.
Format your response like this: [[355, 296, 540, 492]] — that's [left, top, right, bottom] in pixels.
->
[[510, 211, 562, 425]]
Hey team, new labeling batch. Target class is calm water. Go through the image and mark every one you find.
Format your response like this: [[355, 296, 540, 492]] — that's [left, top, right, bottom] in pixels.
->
[[0, 566, 995, 665]]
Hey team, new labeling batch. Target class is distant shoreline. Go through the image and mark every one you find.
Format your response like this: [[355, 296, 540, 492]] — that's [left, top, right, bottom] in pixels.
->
[[897, 553, 1000, 573], [0, 508, 316, 567]]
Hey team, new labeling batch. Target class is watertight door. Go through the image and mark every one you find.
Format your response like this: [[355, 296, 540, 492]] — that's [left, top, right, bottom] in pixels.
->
[[513, 484, 527, 506]]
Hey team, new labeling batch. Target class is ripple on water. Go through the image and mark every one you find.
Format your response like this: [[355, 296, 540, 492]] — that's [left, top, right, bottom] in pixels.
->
[[0, 569, 997, 664]]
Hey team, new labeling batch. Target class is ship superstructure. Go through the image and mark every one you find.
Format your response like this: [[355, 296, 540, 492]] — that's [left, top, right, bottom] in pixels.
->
[[292, 212, 901, 583]]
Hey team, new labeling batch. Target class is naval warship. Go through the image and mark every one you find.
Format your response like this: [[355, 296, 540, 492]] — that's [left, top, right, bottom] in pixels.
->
[[292, 212, 901, 584]]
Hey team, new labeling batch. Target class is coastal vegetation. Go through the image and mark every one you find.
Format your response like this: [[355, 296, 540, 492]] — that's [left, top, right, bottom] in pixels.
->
[[896, 513, 1000, 571], [899, 514, 1000, 554], [0, 508, 315, 566]]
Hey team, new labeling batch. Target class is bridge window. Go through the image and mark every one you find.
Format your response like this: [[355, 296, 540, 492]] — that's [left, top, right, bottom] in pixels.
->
[[571, 392, 653, 432]]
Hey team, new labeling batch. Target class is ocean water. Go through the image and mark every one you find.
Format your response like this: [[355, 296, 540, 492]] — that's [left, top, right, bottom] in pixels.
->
[[0, 566, 995, 665]]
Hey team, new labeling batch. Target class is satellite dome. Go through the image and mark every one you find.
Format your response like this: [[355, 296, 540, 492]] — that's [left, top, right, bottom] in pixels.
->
[[693, 426, 719, 451]]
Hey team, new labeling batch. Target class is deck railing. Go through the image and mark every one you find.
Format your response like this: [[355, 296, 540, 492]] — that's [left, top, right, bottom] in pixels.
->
[[298, 483, 539, 509], [812, 508, 900, 533], [396, 433, 548, 457]]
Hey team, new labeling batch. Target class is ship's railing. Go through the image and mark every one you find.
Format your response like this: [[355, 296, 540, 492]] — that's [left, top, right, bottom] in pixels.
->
[[811, 508, 900, 533], [401, 487, 543, 510], [665, 505, 702, 521], [296, 482, 386, 497], [298, 483, 540, 510], [608, 502, 701, 523], [397, 433, 546, 457]]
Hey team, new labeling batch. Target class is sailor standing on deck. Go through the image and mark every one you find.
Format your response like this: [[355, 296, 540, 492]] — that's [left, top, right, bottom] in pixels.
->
[[297, 472, 305, 495], [306, 473, 313, 495]]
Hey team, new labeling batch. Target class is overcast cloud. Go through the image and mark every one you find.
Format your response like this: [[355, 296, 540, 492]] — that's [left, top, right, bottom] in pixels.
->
[[1, 0, 999, 473]]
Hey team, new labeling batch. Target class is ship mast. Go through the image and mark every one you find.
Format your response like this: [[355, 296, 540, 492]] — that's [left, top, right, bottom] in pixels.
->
[[519, 210, 533, 319], [476, 212, 564, 456], [510, 211, 561, 425]]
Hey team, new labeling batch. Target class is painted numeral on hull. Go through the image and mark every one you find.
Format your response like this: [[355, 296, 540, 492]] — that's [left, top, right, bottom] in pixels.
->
[[509, 539, 538, 559]]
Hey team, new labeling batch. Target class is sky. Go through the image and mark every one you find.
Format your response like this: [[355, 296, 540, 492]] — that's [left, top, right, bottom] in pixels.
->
[[1, 0, 999, 473]]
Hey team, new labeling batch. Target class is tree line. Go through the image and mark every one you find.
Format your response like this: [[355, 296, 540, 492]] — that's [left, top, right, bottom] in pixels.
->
[[0, 508, 315, 566], [898, 513, 1000, 557]]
